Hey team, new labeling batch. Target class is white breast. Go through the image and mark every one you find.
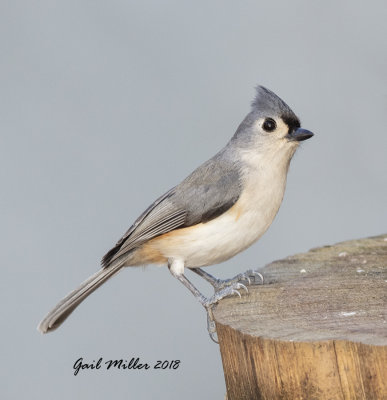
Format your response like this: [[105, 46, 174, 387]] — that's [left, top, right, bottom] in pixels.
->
[[151, 153, 289, 268]]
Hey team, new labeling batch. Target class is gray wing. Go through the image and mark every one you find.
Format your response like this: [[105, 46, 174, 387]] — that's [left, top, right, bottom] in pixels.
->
[[102, 152, 242, 267]]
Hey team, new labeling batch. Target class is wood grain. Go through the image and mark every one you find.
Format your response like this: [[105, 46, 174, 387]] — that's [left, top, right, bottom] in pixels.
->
[[213, 234, 387, 399]]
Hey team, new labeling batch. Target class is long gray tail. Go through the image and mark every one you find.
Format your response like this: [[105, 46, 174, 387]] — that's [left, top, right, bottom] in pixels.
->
[[37, 263, 123, 334]]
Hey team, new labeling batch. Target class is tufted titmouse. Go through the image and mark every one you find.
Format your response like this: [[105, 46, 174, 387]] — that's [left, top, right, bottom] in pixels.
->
[[38, 86, 313, 338]]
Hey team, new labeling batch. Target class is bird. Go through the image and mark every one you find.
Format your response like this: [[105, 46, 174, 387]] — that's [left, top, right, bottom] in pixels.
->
[[38, 85, 313, 340]]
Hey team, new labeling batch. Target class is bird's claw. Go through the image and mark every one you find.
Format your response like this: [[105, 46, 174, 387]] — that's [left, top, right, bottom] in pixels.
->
[[200, 282, 249, 343], [249, 270, 264, 284], [207, 310, 218, 343], [200, 272, 263, 343], [214, 269, 264, 291], [201, 282, 248, 308]]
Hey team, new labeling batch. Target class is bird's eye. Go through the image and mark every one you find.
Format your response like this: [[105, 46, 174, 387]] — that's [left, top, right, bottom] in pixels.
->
[[262, 118, 277, 132]]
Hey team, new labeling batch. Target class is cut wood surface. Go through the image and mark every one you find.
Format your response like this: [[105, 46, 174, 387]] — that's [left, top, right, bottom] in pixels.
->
[[213, 234, 387, 400]]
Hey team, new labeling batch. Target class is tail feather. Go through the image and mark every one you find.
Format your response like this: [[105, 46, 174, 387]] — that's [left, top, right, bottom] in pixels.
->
[[37, 264, 123, 334]]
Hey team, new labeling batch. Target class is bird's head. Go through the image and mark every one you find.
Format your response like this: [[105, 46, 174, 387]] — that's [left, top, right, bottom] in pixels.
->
[[231, 86, 313, 160]]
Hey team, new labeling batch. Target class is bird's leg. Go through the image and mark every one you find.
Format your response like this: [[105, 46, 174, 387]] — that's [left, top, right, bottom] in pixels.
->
[[189, 267, 222, 287], [190, 267, 264, 291], [168, 260, 248, 343], [168, 265, 207, 304]]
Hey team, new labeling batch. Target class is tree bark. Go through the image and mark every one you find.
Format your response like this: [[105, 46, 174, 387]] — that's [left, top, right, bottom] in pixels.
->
[[213, 234, 387, 400]]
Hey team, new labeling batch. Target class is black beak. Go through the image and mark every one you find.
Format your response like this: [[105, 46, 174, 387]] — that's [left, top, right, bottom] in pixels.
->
[[289, 128, 314, 142]]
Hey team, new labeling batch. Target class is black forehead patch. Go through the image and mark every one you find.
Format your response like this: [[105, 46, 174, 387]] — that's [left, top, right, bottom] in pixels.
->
[[282, 114, 300, 132]]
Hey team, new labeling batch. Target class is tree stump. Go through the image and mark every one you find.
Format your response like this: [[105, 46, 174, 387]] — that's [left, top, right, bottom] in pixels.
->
[[213, 234, 387, 400]]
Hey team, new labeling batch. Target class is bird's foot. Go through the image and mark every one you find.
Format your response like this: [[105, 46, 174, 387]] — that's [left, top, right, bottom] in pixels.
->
[[213, 269, 264, 291], [200, 282, 248, 308], [198, 283, 248, 343], [206, 309, 218, 343]]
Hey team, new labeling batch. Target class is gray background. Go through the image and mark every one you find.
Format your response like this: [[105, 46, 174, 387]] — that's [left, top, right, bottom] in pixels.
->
[[1, 1, 386, 399]]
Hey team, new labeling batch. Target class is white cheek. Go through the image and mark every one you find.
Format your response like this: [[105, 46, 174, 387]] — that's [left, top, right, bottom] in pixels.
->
[[254, 118, 289, 138], [276, 119, 291, 136]]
